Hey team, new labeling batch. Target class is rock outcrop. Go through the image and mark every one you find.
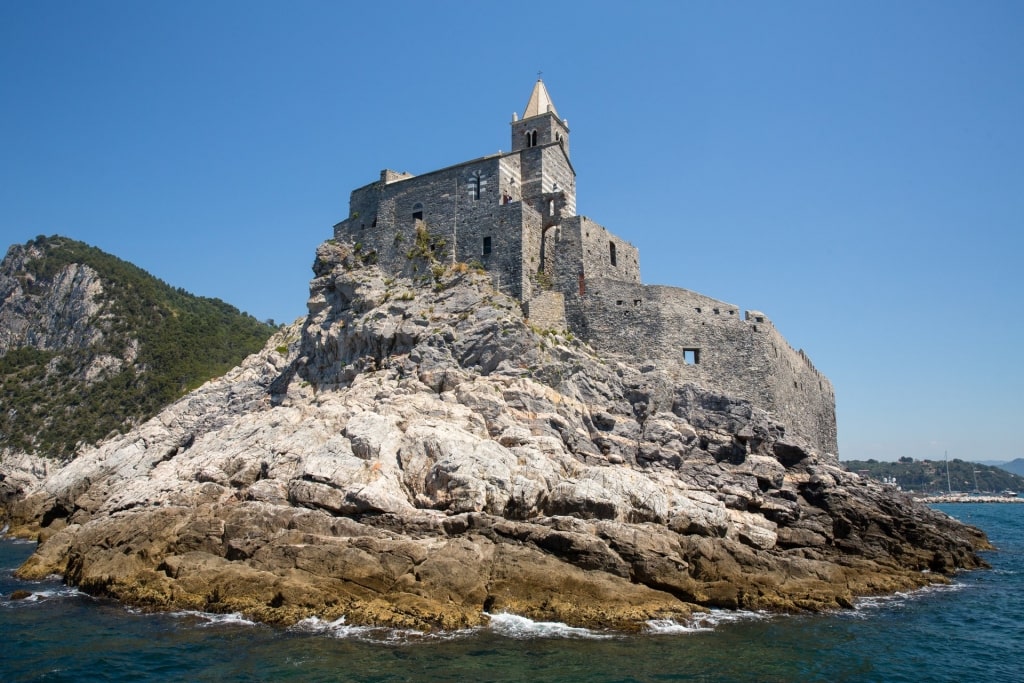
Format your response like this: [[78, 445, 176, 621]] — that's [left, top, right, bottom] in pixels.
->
[[1, 241, 989, 631], [0, 243, 107, 353]]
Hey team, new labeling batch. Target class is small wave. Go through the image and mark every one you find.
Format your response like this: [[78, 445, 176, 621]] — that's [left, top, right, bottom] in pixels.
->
[[291, 615, 367, 638], [485, 612, 614, 640], [647, 609, 768, 634], [2, 586, 84, 605], [289, 615, 477, 644], [170, 610, 259, 627], [851, 582, 968, 615]]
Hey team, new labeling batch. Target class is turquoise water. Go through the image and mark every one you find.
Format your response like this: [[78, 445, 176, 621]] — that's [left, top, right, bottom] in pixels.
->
[[2, 504, 1021, 682]]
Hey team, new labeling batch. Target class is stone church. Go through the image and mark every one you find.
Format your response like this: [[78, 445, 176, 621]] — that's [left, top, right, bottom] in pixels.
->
[[335, 80, 838, 455]]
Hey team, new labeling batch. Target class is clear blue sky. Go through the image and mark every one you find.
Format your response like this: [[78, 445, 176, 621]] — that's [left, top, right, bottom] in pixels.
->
[[2, 1, 1022, 463]]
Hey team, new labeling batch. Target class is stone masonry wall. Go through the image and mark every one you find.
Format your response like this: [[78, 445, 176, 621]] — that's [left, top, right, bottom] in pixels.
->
[[511, 111, 570, 157], [336, 157, 531, 298], [523, 291, 567, 332], [565, 279, 837, 455]]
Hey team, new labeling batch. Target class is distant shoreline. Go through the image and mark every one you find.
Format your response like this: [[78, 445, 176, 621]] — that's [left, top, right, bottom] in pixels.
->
[[915, 494, 1024, 504]]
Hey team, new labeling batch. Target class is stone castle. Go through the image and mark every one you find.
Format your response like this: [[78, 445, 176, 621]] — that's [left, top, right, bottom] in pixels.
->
[[335, 80, 837, 455]]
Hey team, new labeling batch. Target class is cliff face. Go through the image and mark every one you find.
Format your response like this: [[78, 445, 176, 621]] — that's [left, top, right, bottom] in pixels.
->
[[0, 243, 107, 353], [1, 241, 989, 631], [0, 236, 275, 462]]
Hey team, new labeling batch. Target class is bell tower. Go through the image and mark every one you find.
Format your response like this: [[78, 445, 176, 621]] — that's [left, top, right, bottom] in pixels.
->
[[511, 79, 570, 157]]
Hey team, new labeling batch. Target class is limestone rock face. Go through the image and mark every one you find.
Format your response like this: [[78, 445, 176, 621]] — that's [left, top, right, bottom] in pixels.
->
[[0, 243, 108, 354], [1, 241, 990, 631]]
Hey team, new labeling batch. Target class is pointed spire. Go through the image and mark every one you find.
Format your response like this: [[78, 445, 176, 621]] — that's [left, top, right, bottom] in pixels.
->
[[523, 79, 558, 119]]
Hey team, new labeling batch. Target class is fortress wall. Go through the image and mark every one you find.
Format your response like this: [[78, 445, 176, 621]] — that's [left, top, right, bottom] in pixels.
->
[[752, 321, 838, 455], [570, 280, 837, 455], [575, 217, 640, 284]]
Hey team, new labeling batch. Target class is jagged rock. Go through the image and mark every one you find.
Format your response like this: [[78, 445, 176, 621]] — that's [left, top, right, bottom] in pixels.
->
[[0, 241, 990, 631]]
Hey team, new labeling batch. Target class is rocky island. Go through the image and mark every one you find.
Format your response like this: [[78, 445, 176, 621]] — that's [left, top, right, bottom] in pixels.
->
[[1, 240, 988, 631], [1, 81, 990, 631]]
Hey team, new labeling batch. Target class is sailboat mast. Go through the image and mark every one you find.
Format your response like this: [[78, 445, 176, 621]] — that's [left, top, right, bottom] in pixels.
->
[[945, 450, 952, 494]]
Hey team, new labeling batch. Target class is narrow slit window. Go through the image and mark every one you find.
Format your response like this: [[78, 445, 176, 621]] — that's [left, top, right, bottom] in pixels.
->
[[482, 236, 492, 256], [609, 241, 617, 266], [471, 171, 482, 200]]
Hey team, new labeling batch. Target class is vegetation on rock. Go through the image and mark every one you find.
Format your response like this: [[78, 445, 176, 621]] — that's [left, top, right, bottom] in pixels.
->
[[0, 235, 276, 460]]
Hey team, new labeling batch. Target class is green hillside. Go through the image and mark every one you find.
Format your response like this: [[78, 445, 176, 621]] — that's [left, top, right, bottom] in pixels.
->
[[0, 235, 277, 460], [842, 457, 1024, 494]]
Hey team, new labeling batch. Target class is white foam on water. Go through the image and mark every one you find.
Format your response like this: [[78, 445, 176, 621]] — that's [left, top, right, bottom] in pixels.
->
[[288, 615, 477, 644], [291, 615, 367, 638], [850, 582, 967, 616], [645, 619, 705, 634], [169, 610, 259, 627], [484, 612, 614, 640], [3, 585, 85, 605], [646, 609, 768, 634]]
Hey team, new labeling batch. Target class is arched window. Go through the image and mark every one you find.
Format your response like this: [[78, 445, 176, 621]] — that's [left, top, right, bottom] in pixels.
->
[[609, 241, 617, 266], [548, 199, 555, 216], [526, 130, 538, 147], [412, 203, 423, 221]]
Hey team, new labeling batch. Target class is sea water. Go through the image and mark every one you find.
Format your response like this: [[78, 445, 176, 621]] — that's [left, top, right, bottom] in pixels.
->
[[2, 503, 1021, 682]]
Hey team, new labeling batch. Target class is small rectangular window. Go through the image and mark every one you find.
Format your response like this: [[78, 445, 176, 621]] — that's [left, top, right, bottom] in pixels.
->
[[683, 349, 700, 365], [482, 236, 492, 256], [412, 211, 423, 221]]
